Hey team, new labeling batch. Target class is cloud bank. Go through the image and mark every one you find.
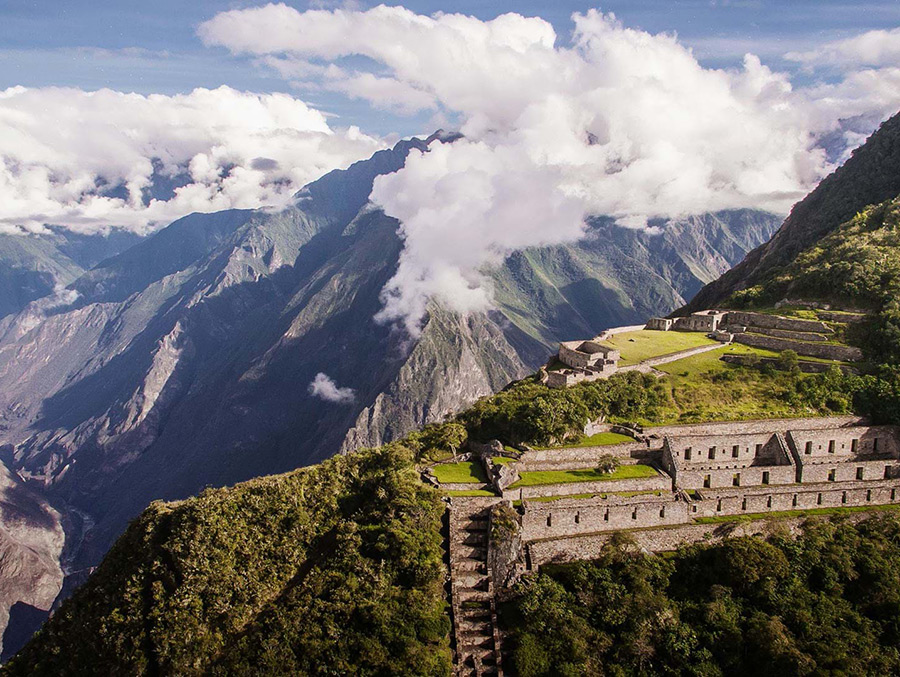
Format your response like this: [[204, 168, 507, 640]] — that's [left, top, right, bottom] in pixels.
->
[[308, 372, 356, 404], [0, 85, 381, 234], [200, 5, 900, 334]]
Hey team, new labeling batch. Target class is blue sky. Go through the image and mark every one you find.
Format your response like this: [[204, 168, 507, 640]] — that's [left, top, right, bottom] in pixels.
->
[[3, 1, 900, 134]]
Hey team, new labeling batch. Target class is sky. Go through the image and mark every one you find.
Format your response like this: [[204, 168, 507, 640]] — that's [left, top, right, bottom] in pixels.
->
[[4, 1, 900, 133], [2, 1, 900, 333]]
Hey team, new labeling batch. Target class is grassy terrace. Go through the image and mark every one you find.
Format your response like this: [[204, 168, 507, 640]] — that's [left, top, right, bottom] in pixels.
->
[[445, 489, 496, 497], [432, 461, 488, 484], [509, 464, 658, 488], [694, 503, 900, 524], [598, 330, 718, 366], [637, 343, 852, 424], [534, 431, 633, 450]]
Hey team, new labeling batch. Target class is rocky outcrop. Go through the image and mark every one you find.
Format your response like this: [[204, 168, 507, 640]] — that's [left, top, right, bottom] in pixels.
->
[[0, 462, 64, 660]]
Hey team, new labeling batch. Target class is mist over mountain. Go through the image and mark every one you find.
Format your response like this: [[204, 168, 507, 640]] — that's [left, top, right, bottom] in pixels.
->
[[683, 110, 900, 313], [0, 135, 778, 654]]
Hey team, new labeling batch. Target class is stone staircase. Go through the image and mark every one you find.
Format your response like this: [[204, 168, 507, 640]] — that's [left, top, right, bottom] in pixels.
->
[[448, 498, 503, 677]]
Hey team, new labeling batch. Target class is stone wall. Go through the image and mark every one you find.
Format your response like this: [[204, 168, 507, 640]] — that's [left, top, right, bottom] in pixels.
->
[[526, 514, 862, 566], [725, 311, 832, 334], [644, 415, 865, 439], [677, 465, 796, 490], [721, 355, 859, 374], [645, 318, 673, 331], [520, 493, 689, 541], [502, 473, 671, 501], [733, 332, 863, 361], [744, 326, 829, 342], [786, 425, 900, 461], [691, 479, 900, 518], [516, 442, 652, 471]]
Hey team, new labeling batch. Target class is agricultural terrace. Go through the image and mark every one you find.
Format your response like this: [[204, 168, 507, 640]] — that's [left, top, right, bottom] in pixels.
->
[[597, 330, 718, 366], [534, 431, 633, 450], [510, 464, 658, 488], [432, 461, 488, 484]]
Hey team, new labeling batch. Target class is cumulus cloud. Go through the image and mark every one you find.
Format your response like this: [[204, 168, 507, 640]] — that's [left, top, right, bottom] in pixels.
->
[[787, 28, 900, 70], [308, 372, 356, 404], [0, 85, 382, 234], [200, 4, 900, 334]]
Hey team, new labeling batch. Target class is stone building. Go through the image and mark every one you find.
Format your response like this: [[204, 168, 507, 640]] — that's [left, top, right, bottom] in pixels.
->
[[646, 310, 728, 333], [661, 431, 796, 489], [547, 339, 620, 388], [786, 425, 900, 483], [557, 340, 620, 370]]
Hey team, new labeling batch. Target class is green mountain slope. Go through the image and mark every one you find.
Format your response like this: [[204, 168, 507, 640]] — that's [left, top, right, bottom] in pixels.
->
[[685, 109, 900, 312], [3, 444, 449, 676]]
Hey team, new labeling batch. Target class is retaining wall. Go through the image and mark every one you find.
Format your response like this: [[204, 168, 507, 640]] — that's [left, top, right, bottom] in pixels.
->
[[644, 415, 865, 439], [678, 465, 796, 489], [725, 311, 832, 334], [721, 355, 859, 374], [516, 442, 652, 471], [502, 473, 671, 500], [733, 332, 862, 361], [744, 326, 829, 342], [521, 493, 689, 540]]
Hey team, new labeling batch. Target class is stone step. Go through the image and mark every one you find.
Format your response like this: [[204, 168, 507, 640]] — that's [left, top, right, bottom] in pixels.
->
[[454, 571, 488, 586], [453, 560, 486, 573], [457, 589, 492, 603], [452, 544, 487, 561], [457, 607, 491, 622], [464, 520, 488, 531], [458, 621, 492, 636], [458, 532, 487, 547]]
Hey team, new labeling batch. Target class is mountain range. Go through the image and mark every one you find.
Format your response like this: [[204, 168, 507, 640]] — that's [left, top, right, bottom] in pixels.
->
[[0, 133, 779, 655]]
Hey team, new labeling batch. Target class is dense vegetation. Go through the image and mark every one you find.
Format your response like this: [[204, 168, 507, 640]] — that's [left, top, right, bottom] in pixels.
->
[[4, 445, 450, 676], [506, 516, 900, 676]]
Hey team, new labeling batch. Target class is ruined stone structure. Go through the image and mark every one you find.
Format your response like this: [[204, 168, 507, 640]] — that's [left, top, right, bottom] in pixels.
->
[[645, 309, 865, 362], [442, 416, 900, 672], [662, 431, 796, 489], [547, 340, 620, 388]]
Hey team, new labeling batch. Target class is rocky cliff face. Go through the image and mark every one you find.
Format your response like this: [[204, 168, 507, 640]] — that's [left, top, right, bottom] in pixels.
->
[[0, 136, 779, 653]]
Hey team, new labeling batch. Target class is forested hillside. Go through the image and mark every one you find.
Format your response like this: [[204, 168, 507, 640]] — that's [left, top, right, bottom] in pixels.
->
[[3, 445, 450, 675], [505, 517, 900, 676]]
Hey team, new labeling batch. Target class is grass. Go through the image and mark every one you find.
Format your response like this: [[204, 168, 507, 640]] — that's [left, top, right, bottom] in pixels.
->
[[509, 464, 658, 488], [597, 330, 719, 366], [492, 456, 516, 465], [694, 503, 900, 524], [432, 462, 488, 484], [534, 431, 633, 450], [636, 344, 835, 426], [444, 489, 497, 497]]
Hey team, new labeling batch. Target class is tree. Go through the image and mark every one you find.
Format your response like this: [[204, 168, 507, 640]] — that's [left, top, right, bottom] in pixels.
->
[[596, 454, 619, 474]]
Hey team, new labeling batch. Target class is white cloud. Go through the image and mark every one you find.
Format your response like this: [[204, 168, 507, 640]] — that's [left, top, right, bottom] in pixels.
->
[[0, 85, 383, 234], [308, 372, 356, 403], [200, 5, 900, 334], [787, 28, 900, 70]]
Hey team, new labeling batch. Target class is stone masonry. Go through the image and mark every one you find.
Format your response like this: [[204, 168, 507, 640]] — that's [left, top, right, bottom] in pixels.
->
[[471, 417, 900, 592]]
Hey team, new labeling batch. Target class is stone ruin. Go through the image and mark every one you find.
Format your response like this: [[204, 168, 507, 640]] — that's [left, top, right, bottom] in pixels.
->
[[443, 415, 900, 674], [546, 339, 620, 388], [460, 416, 900, 585], [645, 309, 864, 362]]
